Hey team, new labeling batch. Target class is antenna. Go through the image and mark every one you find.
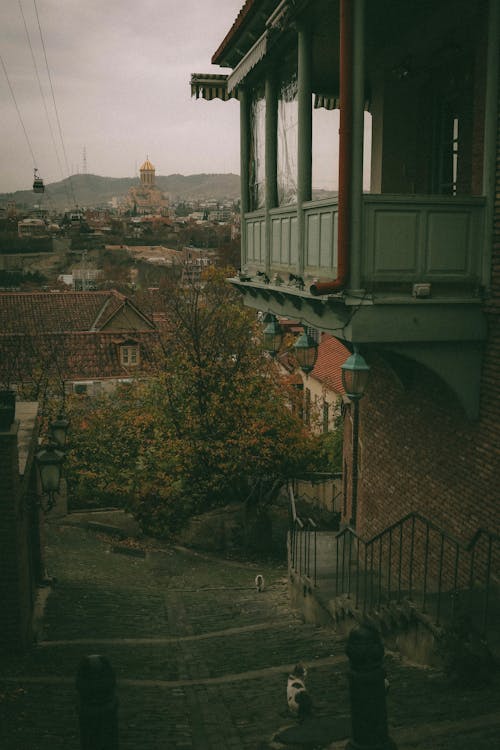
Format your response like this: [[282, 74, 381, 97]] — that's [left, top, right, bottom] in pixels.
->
[[82, 146, 87, 175]]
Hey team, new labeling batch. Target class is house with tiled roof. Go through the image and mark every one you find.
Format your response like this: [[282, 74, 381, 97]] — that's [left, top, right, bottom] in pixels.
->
[[0, 290, 163, 399], [302, 333, 350, 433]]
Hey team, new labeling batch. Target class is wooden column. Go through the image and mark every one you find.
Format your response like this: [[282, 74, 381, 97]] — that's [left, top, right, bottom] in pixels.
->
[[265, 71, 279, 274], [239, 86, 251, 268], [297, 24, 313, 275]]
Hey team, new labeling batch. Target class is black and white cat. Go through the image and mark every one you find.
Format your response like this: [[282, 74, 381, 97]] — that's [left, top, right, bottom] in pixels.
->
[[286, 662, 313, 719]]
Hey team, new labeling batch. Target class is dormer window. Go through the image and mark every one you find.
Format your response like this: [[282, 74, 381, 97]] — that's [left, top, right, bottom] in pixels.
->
[[113, 337, 141, 367], [120, 344, 140, 366]]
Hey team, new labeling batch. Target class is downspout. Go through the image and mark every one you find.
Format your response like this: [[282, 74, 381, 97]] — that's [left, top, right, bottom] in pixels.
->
[[310, 0, 352, 296]]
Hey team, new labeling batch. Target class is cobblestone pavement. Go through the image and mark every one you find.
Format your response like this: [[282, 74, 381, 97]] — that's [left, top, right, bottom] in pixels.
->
[[1, 515, 499, 749]]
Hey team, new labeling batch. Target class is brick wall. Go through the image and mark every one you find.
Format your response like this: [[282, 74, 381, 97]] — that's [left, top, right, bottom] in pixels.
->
[[0, 409, 42, 653], [342, 84, 500, 548]]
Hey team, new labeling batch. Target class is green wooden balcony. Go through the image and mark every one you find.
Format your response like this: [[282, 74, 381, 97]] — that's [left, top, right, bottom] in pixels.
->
[[244, 194, 486, 292], [232, 194, 487, 419]]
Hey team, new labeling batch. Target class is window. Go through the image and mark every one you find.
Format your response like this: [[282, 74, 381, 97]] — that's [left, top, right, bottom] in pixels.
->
[[250, 89, 266, 209], [120, 345, 140, 366], [304, 387, 311, 426], [322, 401, 329, 433], [277, 72, 298, 205], [435, 106, 460, 195]]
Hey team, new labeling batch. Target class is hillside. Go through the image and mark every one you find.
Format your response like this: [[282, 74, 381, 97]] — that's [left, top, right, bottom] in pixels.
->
[[0, 172, 241, 210]]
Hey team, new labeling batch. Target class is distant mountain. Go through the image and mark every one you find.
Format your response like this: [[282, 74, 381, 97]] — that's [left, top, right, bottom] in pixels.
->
[[0, 173, 241, 211]]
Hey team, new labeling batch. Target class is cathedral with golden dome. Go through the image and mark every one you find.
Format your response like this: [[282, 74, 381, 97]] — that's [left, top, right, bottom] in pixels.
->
[[125, 158, 170, 215]]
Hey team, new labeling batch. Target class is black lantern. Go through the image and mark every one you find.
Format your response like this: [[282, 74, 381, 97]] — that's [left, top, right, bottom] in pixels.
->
[[36, 442, 64, 511], [49, 413, 70, 449], [293, 329, 318, 374], [341, 349, 370, 400], [341, 347, 370, 529], [262, 314, 283, 358]]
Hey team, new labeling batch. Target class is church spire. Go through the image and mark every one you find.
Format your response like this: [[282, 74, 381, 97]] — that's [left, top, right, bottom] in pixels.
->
[[140, 157, 155, 187]]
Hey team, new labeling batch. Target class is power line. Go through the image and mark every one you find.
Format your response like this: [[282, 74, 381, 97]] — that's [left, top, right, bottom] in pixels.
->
[[33, 0, 77, 206], [18, 0, 70, 202], [0, 53, 38, 168]]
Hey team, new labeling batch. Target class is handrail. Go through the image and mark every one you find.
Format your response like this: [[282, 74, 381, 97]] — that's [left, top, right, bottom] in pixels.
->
[[335, 511, 497, 553], [289, 494, 498, 642], [466, 527, 500, 551], [289, 483, 299, 524]]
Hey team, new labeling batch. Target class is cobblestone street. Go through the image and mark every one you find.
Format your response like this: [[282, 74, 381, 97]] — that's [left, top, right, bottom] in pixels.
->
[[1, 514, 499, 749]]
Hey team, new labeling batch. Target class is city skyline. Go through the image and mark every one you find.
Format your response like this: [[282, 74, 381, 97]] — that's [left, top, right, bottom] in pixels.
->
[[1, 0, 243, 193]]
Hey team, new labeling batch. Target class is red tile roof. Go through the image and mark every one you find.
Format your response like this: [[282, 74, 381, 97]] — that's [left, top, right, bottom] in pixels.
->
[[310, 334, 350, 396], [0, 331, 162, 382], [0, 290, 134, 334], [0, 290, 161, 385]]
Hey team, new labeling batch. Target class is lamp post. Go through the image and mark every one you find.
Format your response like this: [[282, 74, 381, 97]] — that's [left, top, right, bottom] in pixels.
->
[[293, 327, 318, 375], [36, 441, 64, 512], [49, 413, 70, 449], [341, 348, 370, 527]]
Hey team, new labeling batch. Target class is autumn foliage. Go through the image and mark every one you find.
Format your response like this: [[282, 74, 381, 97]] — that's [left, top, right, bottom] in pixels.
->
[[66, 268, 325, 537]]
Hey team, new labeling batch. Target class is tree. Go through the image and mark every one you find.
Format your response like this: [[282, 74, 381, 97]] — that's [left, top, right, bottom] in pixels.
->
[[66, 267, 322, 540]]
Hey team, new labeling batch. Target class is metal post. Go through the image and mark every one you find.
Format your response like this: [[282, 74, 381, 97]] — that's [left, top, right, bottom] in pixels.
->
[[345, 626, 397, 750], [76, 654, 119, 750]]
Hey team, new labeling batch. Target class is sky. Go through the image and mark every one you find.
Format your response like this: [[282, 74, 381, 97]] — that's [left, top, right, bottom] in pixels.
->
[[1, 0, 244, 192]]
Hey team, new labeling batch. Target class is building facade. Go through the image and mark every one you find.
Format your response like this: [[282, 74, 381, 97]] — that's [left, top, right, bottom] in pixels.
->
[[192, 0, 499, 550], [0, 290, 162, 399]]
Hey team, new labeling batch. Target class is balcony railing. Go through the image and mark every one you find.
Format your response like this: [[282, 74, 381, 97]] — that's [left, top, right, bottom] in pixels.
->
[[245, 194, 486, 291]]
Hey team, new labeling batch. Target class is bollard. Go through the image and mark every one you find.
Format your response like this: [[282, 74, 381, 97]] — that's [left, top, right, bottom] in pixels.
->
[[76, 654, 119, 750], [345, 625, 397, 750]]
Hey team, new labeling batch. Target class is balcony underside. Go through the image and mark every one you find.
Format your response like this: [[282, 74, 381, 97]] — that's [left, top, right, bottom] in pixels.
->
[[232, 192, 488, 419], [231, 276, 485, 420]]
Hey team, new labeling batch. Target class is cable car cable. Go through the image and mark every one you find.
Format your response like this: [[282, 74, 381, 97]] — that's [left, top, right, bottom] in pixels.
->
[[33, 0, 77, 207], [18, 0, 67, 193], [0, 53, 38, 168]]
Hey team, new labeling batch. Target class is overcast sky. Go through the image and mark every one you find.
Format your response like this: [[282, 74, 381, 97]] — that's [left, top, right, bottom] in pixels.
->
[[1, 0, 243, 192]]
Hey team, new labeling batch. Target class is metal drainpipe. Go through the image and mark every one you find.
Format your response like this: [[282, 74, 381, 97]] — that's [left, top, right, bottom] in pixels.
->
[[310, 0, 352, 296], [309, 0, 364, 295]]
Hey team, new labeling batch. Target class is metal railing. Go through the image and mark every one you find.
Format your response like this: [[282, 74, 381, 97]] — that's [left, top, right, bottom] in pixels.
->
[[289, 485, 318, 585], [289, 490, 499, 642]]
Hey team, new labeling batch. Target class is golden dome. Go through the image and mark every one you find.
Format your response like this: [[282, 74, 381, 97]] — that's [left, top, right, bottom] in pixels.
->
[[140, 158, 155, 172]]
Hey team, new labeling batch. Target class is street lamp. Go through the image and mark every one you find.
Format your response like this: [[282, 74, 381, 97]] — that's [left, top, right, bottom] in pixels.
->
[[262, 314, 283, 358], [341, 349, 370, 400], [36, 441, 64, 512], [293, 328, 318, 374], [341, 348, 370, 528], [49, 413, 70, 449]]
